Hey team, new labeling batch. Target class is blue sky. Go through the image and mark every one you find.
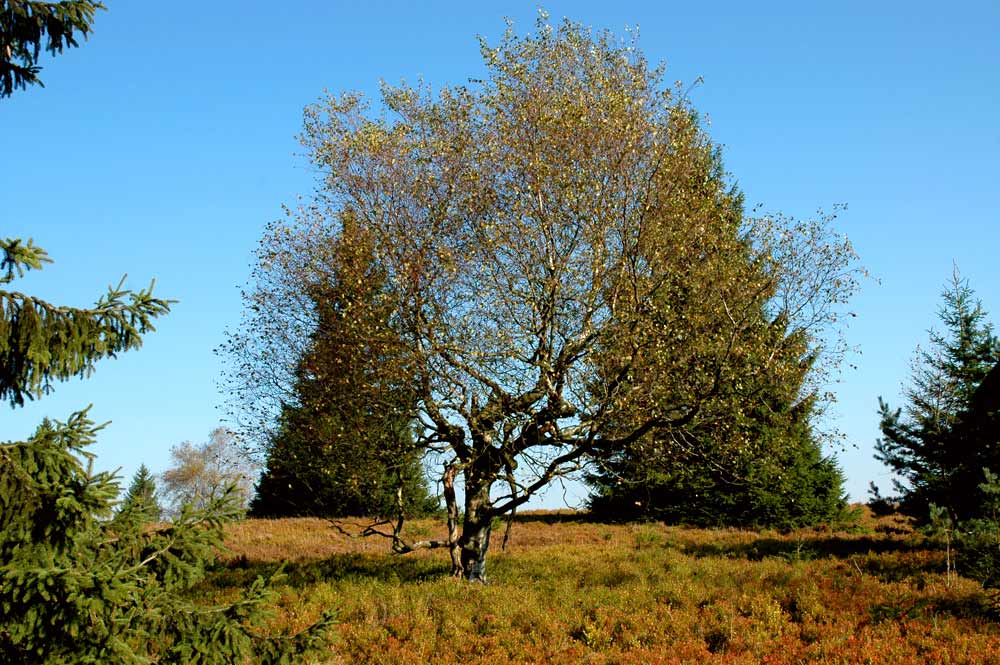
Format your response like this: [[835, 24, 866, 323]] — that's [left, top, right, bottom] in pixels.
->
[[3, 0, 998, 507]]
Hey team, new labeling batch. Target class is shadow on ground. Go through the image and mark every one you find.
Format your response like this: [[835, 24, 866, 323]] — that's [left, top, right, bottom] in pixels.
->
[[679, 534, 927, 561], [208, 552, 453, 590], [678, 533, 957, 585], [508, 512, 593, 525]]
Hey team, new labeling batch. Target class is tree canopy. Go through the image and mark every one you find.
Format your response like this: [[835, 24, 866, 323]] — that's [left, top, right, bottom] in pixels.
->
[[228, 16, 862, 581], [588, 320, 849, 529], [160, 427, 259, 515]]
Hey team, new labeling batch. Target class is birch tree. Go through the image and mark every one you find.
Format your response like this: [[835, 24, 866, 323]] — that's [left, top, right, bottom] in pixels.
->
[[229, 16, 862, 582]]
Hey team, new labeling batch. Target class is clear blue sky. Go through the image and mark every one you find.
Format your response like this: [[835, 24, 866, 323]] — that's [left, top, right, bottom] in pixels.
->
[[3, 0, 997, 507]]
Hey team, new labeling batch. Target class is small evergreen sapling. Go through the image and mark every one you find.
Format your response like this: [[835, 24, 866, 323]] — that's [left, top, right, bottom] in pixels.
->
[[952, 469, 1000, 601], [120, 463, 162, 521]]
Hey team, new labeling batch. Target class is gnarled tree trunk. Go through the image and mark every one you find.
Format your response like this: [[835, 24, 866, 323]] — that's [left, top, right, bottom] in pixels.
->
[[457, 472, 493, 583], [442, 463, 462, 576]]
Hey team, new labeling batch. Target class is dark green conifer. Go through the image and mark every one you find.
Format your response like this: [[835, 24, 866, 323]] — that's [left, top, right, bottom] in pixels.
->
[[875, 269, 1000, 520], [250, 219, 437, 519], [0, 239, 335, 663], [1, 237, 171, 406], [588, 355, 849, 529], [584, 143, 848, 529]]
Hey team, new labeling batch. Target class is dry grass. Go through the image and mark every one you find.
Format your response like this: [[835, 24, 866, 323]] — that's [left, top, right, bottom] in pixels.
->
[[202, 508, 1000, 664]]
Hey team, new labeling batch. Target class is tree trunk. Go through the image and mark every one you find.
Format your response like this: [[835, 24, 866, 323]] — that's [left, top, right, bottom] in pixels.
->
[[442, 463, 462, 576], [458, 473, 493, 583]]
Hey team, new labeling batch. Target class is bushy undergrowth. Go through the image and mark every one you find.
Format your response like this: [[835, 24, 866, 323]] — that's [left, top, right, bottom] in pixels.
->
[[206, 509, 1000, 664]]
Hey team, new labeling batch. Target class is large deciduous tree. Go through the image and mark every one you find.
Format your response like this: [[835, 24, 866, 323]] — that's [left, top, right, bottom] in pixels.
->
[[161, 427, 259, 515], [0, 0, 104, 97], [875, 268, 1000, 520], [229, 17, 861, 582]]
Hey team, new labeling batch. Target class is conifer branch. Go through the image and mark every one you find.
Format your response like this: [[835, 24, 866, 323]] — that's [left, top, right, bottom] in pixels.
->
[[0, 246, 174, 406]]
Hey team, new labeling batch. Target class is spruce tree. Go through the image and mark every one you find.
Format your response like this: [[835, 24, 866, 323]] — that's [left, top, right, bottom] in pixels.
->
[[588, 324, 849, 528], [875, 269, 1000, 520], [584, 144, 849, 529], [250, 218, 437, 519], [120, 463, 162, 522], [0, 239, 335, 663]]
